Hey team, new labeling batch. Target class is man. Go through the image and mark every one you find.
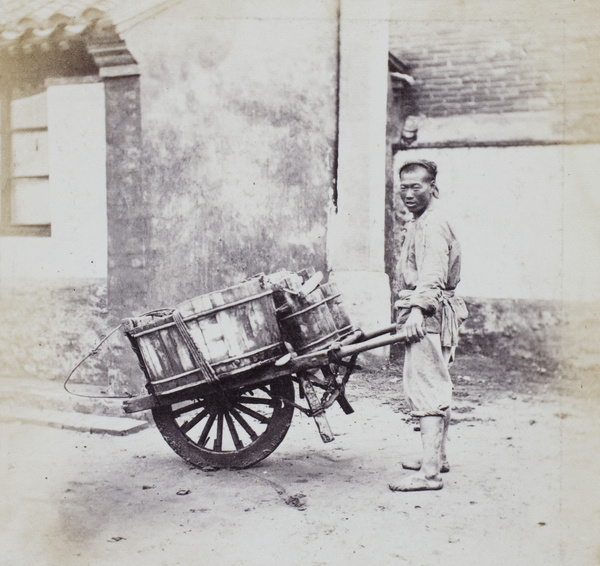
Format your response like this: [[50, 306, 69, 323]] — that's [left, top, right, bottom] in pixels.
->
[[389, 160, 468, 492]]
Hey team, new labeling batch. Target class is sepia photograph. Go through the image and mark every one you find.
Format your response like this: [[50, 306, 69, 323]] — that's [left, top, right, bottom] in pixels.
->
[[0, 0, 598, 564]]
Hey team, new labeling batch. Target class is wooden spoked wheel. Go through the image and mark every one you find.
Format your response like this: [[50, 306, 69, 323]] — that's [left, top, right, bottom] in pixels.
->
[[152, 376, 295, 469]]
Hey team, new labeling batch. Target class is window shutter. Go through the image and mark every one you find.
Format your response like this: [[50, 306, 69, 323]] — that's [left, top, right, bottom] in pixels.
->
[[9, 91, 51, 227]]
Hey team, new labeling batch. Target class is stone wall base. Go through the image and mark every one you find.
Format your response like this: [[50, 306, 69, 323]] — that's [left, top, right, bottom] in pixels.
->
[[0, 279, 109, 384], [457, 298, 599, 373]]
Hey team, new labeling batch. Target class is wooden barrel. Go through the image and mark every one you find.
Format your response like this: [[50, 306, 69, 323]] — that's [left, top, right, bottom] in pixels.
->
[[320, 282, 354, 340], [124, 278, 285, 397], [272, 270, 341, 354]]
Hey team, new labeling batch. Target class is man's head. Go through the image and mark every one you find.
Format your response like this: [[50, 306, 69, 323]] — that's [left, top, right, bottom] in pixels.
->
[[398, 160, 439, 217]]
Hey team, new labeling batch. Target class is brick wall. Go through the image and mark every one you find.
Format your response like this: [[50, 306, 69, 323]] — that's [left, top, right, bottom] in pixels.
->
[[389, 10, 600, 131]]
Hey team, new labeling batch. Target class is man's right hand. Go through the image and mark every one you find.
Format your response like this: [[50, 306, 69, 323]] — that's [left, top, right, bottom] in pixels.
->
[[404, 307, 426, 342]]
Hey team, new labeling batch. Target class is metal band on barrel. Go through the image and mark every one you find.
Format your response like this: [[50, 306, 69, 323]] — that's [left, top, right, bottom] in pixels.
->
[[129, 290, 275, 338], [278, 293, 341, 322]]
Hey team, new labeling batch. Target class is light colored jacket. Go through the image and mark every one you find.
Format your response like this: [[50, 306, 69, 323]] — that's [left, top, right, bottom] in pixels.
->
[[396, 201, 468, 348]]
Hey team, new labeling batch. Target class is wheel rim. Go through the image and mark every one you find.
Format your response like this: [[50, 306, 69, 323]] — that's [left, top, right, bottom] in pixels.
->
[[165, 381, 290, 453]]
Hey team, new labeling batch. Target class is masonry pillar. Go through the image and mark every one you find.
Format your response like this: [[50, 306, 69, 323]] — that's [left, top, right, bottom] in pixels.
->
[[328, 0, 391, 360], [89, 34, 148, 394]]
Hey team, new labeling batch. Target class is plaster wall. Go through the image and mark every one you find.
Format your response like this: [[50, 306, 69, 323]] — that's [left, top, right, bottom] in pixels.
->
[[386, 0, 600, 368], [122, 0, 338, 308], [393, 144, 600, 303], [330, 0, 390, 274]]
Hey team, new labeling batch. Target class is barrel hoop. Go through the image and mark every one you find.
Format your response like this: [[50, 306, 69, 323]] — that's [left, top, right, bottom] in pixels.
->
[[181, 289, 274, 319], [172, 309, 219, 387], [129, 289, 275, 338], [149, 342, 285, 387], [279, 295, 336, 322], [210, 342, 286, 367], [297, 329, 341, 353], [151, 352, 284, 394], [128, 319, 175, 338], [151, 367, 207, 386], [336, 325, 354, 337], [210, 354, 284, 378]]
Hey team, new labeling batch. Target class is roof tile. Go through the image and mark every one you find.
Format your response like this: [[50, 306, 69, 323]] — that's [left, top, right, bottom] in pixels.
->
[[0, 0, 116, 31]]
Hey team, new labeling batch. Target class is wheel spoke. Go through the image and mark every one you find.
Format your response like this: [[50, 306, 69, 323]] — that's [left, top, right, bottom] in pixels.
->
[[152, 375, 295, 468], [230, 407, 259, 441], [224, 411, 243, 450], [172, 399, 207, 418], [213, 412, 224, 451], [235, 403, 269, 424], [198, 412, 217, 447], [180, 408, 209, 434]]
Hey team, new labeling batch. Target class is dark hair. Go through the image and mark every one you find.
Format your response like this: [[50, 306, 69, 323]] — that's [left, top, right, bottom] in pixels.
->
[[399, 160, 438, 182]]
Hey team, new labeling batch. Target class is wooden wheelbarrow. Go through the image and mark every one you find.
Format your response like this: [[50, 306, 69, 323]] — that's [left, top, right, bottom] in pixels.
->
[[121, 272, 407, 469]]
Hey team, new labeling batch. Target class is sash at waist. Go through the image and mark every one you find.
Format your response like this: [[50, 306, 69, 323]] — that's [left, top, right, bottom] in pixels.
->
[[395, 289, 468, 348], [439, 291, 468, 348]]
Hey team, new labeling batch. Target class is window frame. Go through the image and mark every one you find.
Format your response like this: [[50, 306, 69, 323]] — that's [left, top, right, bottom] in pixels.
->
[[0, 78, 51, 237]]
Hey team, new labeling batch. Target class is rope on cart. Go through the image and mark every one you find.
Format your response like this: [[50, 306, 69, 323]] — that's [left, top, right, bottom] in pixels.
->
[[172, 309, 220, 387], [63, 324, 132, 399], [63, 308, 174, 399]]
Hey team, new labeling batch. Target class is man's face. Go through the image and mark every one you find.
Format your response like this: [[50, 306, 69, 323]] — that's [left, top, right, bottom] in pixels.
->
[[399, 167, 435, 217]]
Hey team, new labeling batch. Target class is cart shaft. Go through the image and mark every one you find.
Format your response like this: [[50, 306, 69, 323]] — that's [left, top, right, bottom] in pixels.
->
[[123, 324, 408, 414], [332, 328, 408, 360]]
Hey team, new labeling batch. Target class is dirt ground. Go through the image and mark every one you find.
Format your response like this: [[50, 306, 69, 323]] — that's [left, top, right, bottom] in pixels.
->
[[1, 353, 599, 566]]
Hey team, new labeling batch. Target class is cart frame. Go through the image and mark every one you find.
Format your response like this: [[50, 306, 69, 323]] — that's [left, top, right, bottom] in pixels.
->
[[122, 321, 407, 469]]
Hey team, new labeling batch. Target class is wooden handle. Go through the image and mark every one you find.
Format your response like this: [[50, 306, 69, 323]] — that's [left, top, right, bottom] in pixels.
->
[[287, 324, 405, 371], [334, 329, 408, 359], [359, 323, 397, 341]]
